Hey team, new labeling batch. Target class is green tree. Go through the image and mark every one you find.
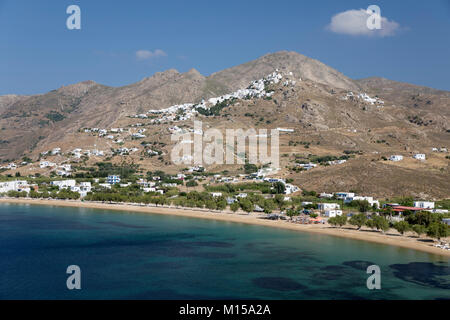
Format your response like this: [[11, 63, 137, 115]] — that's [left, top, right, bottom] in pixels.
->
[[381, 206, 393, 218], [216, 198, 227, 211], [274, 194, 286, 211], [365, 218, 376, 230], [273, 182, 286, 194], [412, 224, 427, 238], [336, 215, 347, 228], [186, 180, 198, 187], [349, 214, 367, 230], [263, 199, 276, 214], [230, 202, 240, 212], [205, 200, 217, 210], [328, 217, 338, 227], [427, 222, 449, 240], [286, 208, 296, 218], [406, 211, 442, 227], [239, 198, 253, 214], [393, 221, 411, 235], [244, 163, 258, 174], [357, 200, 371, 213], [373, 215, 390, 234]]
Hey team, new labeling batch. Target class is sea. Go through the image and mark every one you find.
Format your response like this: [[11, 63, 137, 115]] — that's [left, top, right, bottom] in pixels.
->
[[0, 203, 448, 300]]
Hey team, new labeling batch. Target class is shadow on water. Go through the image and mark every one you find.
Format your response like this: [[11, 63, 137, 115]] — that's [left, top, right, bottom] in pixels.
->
[[342, 260, 376, 270], [390, 262, 450, 290]]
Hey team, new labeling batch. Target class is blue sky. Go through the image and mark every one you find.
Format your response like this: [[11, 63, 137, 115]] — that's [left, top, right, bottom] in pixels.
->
[[1, 0, 449, 95]]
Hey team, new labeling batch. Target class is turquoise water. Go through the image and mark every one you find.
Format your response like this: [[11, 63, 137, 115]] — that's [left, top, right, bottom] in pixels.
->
[[0, 203, 448, 300]]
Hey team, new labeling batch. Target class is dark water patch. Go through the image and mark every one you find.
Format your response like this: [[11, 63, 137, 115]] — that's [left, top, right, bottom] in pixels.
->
[[31, 233, 198, 252], [312, 265, 356, 281], [191, 252, 235, 259], [164, 249, 235, 259], [311, 265, 365, 285], [244, 242, 322, 263], [390, 262, 450, 290], [143, 261, 186, 270], [342, 260, 376, 271], [187, 241, 234, 248], [252, 277, 306, 291], [99, 221, 152, 229], [321, 265, 348, 272]]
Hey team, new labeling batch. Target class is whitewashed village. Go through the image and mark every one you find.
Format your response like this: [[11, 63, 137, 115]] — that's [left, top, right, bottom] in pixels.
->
[[1, 70, 449, 251]]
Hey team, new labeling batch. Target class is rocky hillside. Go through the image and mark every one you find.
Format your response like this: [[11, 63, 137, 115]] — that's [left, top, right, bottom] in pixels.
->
[[0, 51, 449, 198]]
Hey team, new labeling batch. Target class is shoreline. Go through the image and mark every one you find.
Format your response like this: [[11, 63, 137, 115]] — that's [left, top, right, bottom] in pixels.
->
[[1, 198, 449, 258]]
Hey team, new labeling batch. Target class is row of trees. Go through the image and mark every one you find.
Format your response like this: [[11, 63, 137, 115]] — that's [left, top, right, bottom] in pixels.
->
[[3, 189, 80, 200], [82, 189, 290, 214], [328, 213, 449, 240]]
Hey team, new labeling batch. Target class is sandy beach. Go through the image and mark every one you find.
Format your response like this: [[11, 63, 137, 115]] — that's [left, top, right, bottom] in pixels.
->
[[1, 198, 449, 258]]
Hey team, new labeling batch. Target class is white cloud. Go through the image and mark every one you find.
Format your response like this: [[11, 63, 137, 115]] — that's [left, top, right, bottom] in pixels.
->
[[327, 9, 400, 37], [136, 49, 167, 60]]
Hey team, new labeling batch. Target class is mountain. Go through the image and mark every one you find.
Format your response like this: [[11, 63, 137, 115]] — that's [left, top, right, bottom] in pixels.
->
[[209, 51, 360, 92], [0, 51, 360, 160], [0, 51, 449, 198]]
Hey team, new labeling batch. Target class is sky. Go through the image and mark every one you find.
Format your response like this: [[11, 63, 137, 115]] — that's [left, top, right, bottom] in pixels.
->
[[1, 0, 449, 95]]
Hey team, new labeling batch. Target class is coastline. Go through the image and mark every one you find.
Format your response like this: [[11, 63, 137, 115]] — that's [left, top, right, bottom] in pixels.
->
[[1, 198, 449, 258]]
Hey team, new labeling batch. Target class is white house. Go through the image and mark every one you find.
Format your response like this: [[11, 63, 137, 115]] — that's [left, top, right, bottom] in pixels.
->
[[276, 128, 295, 133], [297, 163, 317, 170], [74, 182, 92, 198], [0, 180, 30, 194], [107, 175, 121, 184], [389, 155, 403, 162], [51, 180, 76, 189], [40, 161, 56, 169], [59, 164, 72, 172], [4, 163, 17, 170], [226, 197, 237, 205], [91, 149, 105, 157], [51, 148, 61, 155], [324, 210, 343, 218], [56, 170, 71, 177], [413, 201, 435, 209], [119, 182, 132, 188], [319, 192, 333, 199], [335, 192, 355, 200], [413, 154, 426, 160], [211, 192, 223, 198], [284, 184, 299, 195], [318, 203, 341, 211], [56, 164, 72, 176]]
